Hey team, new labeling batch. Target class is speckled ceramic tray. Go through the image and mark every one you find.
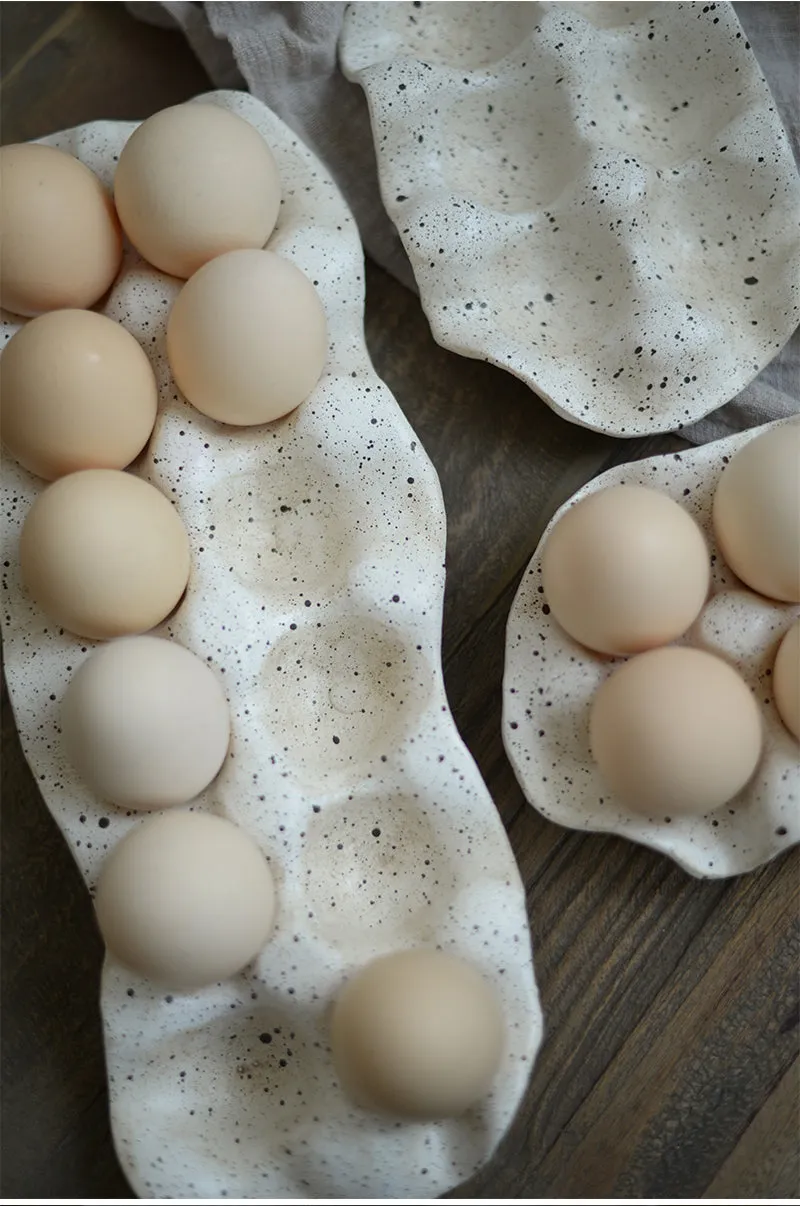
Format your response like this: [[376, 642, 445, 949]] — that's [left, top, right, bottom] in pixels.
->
[[0, 91, 542, 1200], [341, 1, 800, 437], [503, 419, 800, 879]]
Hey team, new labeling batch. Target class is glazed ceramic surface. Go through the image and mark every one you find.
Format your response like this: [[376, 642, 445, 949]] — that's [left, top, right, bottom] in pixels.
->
[[0, 92, 542, 1199], [341, 1, 800, 437], [503, 419, 800, 879]]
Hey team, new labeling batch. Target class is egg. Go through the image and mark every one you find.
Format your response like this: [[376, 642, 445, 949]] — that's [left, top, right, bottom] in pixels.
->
[[62, 636, 230, 810], [541, 484, 710, 656], [0, 143, 122, 316], [773, 619, 800, 742], [166, 249, 327, 426], [330, 949, 505, 1119], [114, 103, 281, 279], [95, 811, 277, 990], [589, 646, 763, 817], [1, 310, 158, 480], [20, 469, 190, 640], [712, 422, 800, 603]]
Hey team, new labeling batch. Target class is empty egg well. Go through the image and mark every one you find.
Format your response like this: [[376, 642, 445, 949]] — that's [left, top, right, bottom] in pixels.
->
[[342, 0, 543, 74], [302, 791, 459, 951], [208, 459, 366, 602], [260, 614, 435, 792], [105, 987, 331, 1199], [441, 76, 589, 214]]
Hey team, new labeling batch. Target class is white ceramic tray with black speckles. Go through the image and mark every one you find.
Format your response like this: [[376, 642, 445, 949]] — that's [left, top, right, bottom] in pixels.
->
[[0, 91, 542, 1200], [503, 418, 800, 880], [340, 1, 800, 438]]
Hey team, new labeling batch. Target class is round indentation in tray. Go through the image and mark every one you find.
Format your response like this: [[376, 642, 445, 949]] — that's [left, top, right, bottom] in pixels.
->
[[302, 790, 455, 950], [261, 614, 434, 790], [503, 419, 800, 879], [692, 588, 792, 685], [442, 76, 589, 214], [570, 2, 659, 31], [107, 990, 329, 1199], [341, 0, 543, 73], [209, 457, 365, 601]]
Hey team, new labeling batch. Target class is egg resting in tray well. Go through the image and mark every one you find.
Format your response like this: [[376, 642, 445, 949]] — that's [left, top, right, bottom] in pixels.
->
[[0, 92, 542, 1199], [503, 419, 800, 880], [341, 1, 800, 437]]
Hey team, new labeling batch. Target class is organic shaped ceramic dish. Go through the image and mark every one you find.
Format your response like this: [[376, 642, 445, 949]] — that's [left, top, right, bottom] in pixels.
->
[[0, 92, 542, 1199], [503, 418, 800, 879], [341, 1, 800, 437]]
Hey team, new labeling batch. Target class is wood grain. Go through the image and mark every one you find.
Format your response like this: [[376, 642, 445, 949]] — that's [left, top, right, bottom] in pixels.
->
[[704, 1060, 800, 1200], [1, 3, 798, 1199]]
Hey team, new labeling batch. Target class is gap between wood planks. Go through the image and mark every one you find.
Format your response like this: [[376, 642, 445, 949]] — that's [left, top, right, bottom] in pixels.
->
[[1, 3, 81, 92]]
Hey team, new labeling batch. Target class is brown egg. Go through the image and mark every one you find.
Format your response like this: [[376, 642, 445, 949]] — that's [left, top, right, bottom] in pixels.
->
[[1, 309, 158, 480], [167, 249, 327, 426], [114, 102, 281, 279], [0, 143, 122, 316], [95, 811, 277, 990], [331, 949, 505, 1119], [589, 646, 763, 817], [773, 619, 800, 742], [541, 484, 710, 656], [712, 422, 800, 603], [20, 469, 190, 640], [62, 636, 231, 810]]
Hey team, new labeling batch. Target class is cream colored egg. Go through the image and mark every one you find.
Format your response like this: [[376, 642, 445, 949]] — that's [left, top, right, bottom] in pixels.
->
[[95, 811, 277, 990], [589, 646, 763, 817], [167, 249, 327, 426], [62, 637, 230, 810], [712, 422, 800, 603], [1, 309, 158, 480], [114, 103, 281, 279], [541, 484, 710, 656], [0, 143, 122, 316], [20, 469, 190, 640], [773, 619, 800, 742], [331, 949, 505, 1119]]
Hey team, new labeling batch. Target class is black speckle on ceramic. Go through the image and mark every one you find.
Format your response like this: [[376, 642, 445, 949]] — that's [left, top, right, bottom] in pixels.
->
[[502, 419, 800, 879], [341, 2, 800, 437], [0, 93, 541, 1198]]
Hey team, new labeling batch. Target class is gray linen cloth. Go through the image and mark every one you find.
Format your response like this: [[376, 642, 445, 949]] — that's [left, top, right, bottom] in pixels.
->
[[126, 1, 799, 443]]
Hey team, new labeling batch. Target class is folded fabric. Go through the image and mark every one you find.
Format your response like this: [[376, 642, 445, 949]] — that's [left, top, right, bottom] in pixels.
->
[[125, 1, 798, 442]]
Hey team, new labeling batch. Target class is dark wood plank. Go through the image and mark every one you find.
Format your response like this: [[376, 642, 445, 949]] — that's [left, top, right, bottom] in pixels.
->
[[0, 0, 73, 78], [0, 1, 210, 146], [703, 1059, 800, 1200], [449, 820, 798, 1198], [528, 856, 798, 1198], [1, 675, 132, 1198]]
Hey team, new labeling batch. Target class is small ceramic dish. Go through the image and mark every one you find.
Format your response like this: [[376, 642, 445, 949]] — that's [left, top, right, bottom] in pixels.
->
[[0, 91, 542, 1200], [341, 1, 800, 437], [503, 418, 799, 879]]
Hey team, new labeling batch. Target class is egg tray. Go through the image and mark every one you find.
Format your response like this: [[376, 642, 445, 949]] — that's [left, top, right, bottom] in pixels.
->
[[503, 418, 800, 880], [341, 0, 800, 438], [0, 92, 542, 1199]]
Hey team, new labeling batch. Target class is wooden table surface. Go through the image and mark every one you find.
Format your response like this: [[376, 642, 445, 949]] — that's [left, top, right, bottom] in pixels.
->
[[2, 4, 798, 1200]]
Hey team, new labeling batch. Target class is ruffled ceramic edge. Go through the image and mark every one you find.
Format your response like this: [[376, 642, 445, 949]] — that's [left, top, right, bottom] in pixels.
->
[[502, 418, 799, 879]]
